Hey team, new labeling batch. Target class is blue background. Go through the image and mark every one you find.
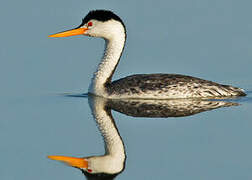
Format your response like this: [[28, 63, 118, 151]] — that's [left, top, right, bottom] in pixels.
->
[[1, 0, 252, 179]]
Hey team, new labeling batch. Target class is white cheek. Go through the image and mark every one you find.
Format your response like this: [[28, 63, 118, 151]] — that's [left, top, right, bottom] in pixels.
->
[[84, 29, 95, 37]]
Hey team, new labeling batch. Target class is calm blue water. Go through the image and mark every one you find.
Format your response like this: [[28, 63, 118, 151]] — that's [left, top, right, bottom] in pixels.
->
[[1, 0, 252, 179]]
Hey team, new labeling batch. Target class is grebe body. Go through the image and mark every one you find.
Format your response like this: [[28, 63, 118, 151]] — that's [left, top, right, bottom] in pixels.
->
[[106, 74, 245, 99], [49, 10, 246, 99]]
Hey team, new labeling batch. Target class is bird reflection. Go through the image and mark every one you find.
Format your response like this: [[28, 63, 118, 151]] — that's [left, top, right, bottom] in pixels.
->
[[48, 95, 239, 179]]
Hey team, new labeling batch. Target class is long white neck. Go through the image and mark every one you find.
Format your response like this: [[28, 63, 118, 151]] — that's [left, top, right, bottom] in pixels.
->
[[88, 96, 125, 173], [88, 26, 126, 97]]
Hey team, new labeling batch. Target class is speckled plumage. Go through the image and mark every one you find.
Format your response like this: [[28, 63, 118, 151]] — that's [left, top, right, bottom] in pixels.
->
[[106, 74, 246, 99]]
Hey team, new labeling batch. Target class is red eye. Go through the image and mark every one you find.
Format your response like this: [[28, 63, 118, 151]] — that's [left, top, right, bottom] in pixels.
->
[[88, 22, 93, 27]]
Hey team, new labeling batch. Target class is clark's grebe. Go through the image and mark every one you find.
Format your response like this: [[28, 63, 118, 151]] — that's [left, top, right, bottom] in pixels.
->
[[49, 10, 246, 99]]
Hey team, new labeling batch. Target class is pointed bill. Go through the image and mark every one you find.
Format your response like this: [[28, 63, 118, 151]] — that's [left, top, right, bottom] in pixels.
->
[[48, 28, 88, 38], [48, 155, 88, 168]]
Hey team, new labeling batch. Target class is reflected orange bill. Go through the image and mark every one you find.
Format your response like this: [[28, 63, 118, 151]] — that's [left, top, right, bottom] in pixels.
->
[[48, 155, 88, 168]]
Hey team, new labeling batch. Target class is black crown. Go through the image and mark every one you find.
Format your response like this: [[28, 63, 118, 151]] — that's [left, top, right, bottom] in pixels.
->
[[79, 10, 125, 28]]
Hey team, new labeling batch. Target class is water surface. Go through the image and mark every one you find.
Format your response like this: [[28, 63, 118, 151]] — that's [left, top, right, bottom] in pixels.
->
[[1, 0, 252, 179]]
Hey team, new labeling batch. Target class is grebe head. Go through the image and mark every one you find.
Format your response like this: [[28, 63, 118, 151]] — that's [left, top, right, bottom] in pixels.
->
[[49, 10, 126, 40]]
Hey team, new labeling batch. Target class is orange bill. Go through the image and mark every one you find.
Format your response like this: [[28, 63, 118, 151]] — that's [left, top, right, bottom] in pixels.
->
[[49, 28, 88, 38], [48, 155, 88, 168]]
